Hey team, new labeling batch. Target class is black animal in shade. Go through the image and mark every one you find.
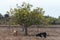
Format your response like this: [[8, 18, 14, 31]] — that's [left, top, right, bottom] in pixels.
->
[[36, 32, 47, 38]]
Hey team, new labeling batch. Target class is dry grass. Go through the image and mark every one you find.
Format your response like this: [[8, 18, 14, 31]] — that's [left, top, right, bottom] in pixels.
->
[[0, 27, 60, 40], [0, 35, 60, 40]]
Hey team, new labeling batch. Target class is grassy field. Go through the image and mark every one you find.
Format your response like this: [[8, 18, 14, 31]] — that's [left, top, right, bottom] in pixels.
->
[[0, 26, 60, 40]]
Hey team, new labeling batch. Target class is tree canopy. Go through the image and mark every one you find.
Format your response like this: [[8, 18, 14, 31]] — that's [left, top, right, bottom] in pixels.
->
[[7, 2, 46, 27]]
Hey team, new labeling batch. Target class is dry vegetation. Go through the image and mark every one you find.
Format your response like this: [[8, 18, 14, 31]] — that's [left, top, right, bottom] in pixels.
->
[[0, 26, 60, 40]]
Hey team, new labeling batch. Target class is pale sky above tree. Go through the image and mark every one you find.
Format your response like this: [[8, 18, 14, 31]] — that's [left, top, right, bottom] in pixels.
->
[[0, 0, 60, 18]]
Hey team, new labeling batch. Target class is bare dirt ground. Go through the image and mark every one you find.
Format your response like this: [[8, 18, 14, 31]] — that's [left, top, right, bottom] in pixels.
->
[[0, 27, 60, 40], [0, 35, 60, 40]]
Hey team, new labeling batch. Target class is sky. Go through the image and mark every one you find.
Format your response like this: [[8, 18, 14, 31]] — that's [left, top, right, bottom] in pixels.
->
[[0, 0, 60, 18]]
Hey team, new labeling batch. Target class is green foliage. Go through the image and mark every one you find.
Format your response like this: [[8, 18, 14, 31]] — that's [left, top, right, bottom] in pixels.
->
[[44, 16, 57, 25], [7, 2, 45, 27], [4, 14, 9, 18], [55, 16, 60, 24], [0, 13, 3, 19]]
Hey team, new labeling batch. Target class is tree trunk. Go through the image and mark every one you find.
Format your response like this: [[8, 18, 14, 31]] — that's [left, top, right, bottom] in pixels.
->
[[22, 24, 28, 36], [24, 26, 28, 35], [22, 25, 25, 31]]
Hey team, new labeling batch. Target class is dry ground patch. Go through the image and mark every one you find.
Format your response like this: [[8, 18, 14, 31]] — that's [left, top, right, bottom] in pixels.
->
[[0, 27, 59, 40]]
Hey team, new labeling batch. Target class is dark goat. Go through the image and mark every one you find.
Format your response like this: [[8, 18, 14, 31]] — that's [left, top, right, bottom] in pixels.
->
[[36, 32, 47, 38]]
